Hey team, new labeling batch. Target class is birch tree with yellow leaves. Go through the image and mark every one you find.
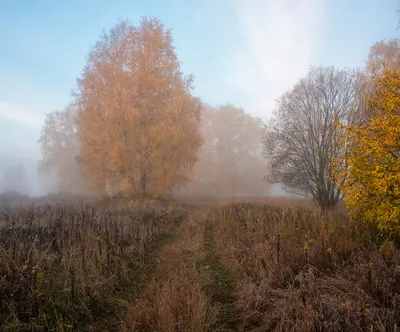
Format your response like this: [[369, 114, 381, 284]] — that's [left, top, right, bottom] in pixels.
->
[[76, 18, 203, 197], [335, 68, 400, 238]]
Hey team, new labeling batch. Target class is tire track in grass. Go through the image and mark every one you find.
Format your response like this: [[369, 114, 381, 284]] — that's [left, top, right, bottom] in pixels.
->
[[124, 207, 219, 331], [203, 218, 237, 331], [91, 214, 183, 331]]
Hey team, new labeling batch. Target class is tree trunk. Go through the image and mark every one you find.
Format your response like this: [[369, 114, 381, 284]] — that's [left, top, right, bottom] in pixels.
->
[[140, 172, 147, 197]]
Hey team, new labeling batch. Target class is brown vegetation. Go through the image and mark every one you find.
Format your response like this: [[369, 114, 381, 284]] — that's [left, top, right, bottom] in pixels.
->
[[125, 208, 218, 331], [212, 202, 400, 331], [5, 12, 400, 332], [1, 198, 399, 331], [0, 198, 182, 330]]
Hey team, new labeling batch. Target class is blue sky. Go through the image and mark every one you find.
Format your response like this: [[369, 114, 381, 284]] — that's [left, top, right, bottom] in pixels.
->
[[0, 0, 399, 193]]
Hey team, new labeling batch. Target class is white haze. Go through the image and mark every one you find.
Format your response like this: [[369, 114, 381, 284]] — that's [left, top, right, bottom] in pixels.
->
[[0, 0, 395, 199], [228, 0, 325, 117]]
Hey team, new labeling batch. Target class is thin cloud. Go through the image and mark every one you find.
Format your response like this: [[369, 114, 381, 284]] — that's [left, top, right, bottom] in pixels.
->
[[227, 0, 325, 117], [0, 100, 44, 128]]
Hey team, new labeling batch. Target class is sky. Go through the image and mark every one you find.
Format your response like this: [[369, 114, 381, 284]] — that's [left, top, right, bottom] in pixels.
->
[[0, 0, 399, 194]]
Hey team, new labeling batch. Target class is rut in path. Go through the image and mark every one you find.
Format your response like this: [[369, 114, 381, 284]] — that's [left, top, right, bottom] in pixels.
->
[[202, 216, 238, 331], [124, 207, 219, 331], [123, 207, 239, 331]]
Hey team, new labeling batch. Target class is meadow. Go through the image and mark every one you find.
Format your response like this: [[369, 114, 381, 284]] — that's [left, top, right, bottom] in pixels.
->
[[0, 197, 399, 331], [0, 198, 183, 331]]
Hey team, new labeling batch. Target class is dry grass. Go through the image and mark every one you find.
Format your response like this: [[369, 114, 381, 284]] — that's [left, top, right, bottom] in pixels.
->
[[218, 196, 315, 208], [0, 198, 181, 331], [2, 197, 399, 331], [125, 208, 218, 331], [212, 203, 400, 331]]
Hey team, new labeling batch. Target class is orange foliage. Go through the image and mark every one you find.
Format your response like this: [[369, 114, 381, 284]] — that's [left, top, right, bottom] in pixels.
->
[[367, 39, 400, 73], [76, 18, 202, 196]]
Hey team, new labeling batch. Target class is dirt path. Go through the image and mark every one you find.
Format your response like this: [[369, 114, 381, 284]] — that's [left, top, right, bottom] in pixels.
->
[[123, 207, 217, 331], [122, 206, 238, 331]]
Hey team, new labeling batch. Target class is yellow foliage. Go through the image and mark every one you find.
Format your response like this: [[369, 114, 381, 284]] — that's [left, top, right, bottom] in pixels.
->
[[334, 68, 400, 237], [380, 240, 396, 255]]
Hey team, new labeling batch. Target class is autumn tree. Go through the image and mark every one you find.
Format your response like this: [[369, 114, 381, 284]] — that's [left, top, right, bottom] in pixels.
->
[[357, 39, 400, 124], [76, 18, 202, 197], [340, 40, 400, 132], [335, 68, 400, 238], [367, 38, 400, 73], [39, 104, 87, 194], [263, 66, 362, 210], [180, 104, 269, 199]]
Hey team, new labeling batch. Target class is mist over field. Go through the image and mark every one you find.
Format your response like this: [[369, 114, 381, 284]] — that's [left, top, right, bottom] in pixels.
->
[[1, 1, 398, 201]]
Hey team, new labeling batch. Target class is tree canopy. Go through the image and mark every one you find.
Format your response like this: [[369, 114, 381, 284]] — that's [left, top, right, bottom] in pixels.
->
[[180, 104, 268, 199], [335, 68, 400, 237], [262, 66, 362, 209], [367, 38, 400, 73], [38, 104, 86, 194], [76, 18, 203, 196]]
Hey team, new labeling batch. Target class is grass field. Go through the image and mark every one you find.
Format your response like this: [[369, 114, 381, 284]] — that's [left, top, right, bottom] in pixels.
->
[[0, 197, 399, 331]]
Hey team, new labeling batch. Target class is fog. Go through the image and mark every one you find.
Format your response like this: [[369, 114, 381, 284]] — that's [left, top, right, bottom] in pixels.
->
[[0, 1, 397, 202], [1, 104, 271, 201], [0, 160, 42, 196], [175, 105, 271, 200]]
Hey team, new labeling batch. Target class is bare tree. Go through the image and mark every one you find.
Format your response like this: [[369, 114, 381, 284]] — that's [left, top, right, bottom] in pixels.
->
[[263, 66, 361, 210]]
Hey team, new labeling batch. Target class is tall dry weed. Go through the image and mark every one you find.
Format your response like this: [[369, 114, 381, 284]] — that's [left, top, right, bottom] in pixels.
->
[[0, 198, 180, 330], [213, 203, 400, 331]]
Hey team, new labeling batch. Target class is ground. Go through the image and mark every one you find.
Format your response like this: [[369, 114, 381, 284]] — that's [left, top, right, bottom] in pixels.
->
[[1, 198, 399, 331]]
